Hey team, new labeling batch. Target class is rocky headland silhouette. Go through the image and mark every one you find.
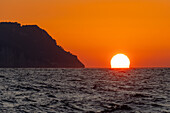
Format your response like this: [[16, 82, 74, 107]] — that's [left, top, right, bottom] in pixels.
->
[[0, 22, 85, 68]]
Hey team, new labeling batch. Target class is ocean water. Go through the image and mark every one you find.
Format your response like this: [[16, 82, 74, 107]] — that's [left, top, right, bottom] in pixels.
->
[[0, 68, 169, 113]]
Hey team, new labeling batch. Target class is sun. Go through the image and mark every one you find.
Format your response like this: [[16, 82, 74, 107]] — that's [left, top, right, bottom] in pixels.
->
[[111, 54, 130, 68]]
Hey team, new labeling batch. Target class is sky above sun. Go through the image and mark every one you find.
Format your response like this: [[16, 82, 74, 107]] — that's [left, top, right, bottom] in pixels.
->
[[1, 0, 170, 68]]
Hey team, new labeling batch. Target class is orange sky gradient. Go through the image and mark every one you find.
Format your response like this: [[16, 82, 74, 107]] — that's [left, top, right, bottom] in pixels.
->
[[1, 0, 170, 68]]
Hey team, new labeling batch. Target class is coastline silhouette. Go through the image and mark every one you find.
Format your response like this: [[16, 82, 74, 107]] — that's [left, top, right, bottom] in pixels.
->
[[0, 22, 85, 68]]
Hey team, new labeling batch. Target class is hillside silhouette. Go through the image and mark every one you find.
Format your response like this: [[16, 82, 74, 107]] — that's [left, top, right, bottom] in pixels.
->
[[0, 22, 85, 68]]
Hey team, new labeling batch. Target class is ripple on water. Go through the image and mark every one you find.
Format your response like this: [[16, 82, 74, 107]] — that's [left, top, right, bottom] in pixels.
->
[[0, 68, 169, 112]]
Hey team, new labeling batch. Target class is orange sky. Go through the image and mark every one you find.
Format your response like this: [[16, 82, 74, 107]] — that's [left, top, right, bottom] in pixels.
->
[[1, 0, 170, 68]]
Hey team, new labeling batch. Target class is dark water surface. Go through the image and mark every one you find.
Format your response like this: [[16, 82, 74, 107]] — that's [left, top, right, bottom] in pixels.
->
[[0, 68, 169, 113]]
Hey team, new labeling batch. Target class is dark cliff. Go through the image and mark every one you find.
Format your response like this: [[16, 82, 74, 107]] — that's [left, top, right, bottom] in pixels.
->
[[0, 22, 85, 68]]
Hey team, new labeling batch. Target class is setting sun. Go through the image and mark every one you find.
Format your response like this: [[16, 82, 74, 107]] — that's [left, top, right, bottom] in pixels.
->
[[111, 54, 130, 68]]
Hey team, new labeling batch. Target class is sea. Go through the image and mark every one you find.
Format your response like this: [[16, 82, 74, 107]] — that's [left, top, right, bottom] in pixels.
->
[[0, 68, 169, 113]]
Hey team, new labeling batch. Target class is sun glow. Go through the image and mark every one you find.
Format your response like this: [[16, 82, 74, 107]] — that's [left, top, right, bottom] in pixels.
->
[[111, 54, 130, 68]]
